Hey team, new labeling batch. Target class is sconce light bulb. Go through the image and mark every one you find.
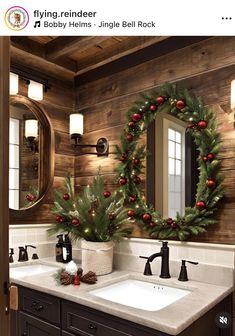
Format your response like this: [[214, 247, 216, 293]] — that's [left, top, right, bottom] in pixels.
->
[[10, 72, 19, 95], [28, 80, 43, 101], [69, 113, 84, 137], [231, 80, 235, 110]]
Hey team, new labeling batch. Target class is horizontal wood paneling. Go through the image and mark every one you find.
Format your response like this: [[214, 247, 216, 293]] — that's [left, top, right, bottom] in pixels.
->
[[75, 37, 235, 244]]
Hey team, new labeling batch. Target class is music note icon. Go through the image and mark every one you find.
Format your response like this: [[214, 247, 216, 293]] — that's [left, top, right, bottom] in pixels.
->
[[34, 21, 41, 28]]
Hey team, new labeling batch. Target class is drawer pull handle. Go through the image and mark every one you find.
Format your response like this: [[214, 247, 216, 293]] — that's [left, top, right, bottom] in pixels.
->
[[88, 323, 97, 330], [35, 305, 44, 311], [22, 332, 27, 336]]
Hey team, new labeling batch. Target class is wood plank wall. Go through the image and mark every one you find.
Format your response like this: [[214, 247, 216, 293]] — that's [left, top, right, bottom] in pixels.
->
[[75, 36, 235, 244], [10, 77, 75, 224]]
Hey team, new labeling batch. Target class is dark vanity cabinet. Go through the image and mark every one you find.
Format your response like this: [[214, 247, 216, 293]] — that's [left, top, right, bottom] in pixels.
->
[[11, 286, 232, 336]]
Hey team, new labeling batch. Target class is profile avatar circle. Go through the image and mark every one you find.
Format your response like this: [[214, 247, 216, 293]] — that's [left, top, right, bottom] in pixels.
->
[[5, 6, 29, 31]]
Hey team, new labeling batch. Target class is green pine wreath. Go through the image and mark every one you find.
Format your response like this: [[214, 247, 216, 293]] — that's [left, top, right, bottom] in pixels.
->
[[115, 83, 224, 240]]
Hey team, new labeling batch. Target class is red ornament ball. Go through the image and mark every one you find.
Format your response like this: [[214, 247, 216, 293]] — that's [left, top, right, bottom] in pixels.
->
[[132, 113, 142, 122], [149, 222, 156, 228], [72, 218, 80, 226], [142, 213, 152, 222], [149, 104, 157, 112], [156, 96, 165, 105], [108, 213, 115, 220], [206, 179, 216, 189], [103, 191, 111, 198], [63, 193, 70, 201], [26, 194, 35, 202], [207, 153, 215, 161], [196, 201, 206, 210], [129, 195, 136, 203], [127, 210, 135, 217], [176, 99, 186, 110], [197, 120, 207, 129], [133, 158, 140, 166], [171, 222, 178, 229], [166, 218, 173, 225], [126, 133, 134, 142], [128, 121, 136, 128], [55, 215, 62, 222], [119, 176, 127, 186], [202, 156, 208, 162], [120, 153, 127, 162]]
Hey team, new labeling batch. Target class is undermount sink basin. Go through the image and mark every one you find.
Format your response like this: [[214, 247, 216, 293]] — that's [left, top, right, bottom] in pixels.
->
[[10, 264, 59, 278], [90, 279, 190, 311]]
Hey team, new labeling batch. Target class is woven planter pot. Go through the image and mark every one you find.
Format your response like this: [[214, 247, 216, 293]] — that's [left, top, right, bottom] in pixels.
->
[[81, 240, 115, 275]]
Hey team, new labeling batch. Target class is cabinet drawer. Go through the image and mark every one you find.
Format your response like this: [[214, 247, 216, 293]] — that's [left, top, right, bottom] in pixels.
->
[[19, 287, 60, 325], [62, 301, 130, 336], [19, 311, 60, 336]]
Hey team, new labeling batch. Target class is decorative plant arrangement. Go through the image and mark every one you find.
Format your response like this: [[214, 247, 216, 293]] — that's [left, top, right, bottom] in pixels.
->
[[54, 261, 97, 286], [115, 82, 224, 240], [48, 172, 132, 242]]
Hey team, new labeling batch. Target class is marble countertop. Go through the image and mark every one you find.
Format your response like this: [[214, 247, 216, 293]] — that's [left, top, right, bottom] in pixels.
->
[[10, 258, 234, 335]]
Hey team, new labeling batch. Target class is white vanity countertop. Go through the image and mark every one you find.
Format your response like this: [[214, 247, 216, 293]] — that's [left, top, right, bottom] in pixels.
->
[[10, 259, 234, 335]]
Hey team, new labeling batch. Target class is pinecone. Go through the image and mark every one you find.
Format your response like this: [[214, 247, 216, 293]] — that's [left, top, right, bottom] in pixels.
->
[[80, 271, 97, 284], [77, 267, 83, 277], [60, 271, 74, 285]]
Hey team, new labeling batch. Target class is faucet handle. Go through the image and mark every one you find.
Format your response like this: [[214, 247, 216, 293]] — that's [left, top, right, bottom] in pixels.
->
[[185, 260, 198, 265], [139, 256, 152, 275], [178, 259, 198, 281]]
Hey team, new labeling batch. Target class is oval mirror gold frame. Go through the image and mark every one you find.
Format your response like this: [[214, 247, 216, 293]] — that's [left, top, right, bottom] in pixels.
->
[[10, 95, 54, 220], [115, 83, 224, 241]]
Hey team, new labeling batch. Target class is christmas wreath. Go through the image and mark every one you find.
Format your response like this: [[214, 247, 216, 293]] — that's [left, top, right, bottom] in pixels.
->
[[115, 83, 224, 240]]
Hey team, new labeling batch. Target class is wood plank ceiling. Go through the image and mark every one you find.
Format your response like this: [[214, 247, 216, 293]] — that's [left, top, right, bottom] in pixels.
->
[[10, 36, 213, 86], [11, 36, 172, 83]]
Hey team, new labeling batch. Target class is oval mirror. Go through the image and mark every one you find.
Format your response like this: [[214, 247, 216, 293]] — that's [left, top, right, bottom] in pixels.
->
[[9, 96, 54, 213], [115, 83, 224, 240]]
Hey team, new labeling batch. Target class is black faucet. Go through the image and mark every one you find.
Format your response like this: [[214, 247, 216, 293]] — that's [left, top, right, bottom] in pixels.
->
[[140, 241, 171, 278], [18, 245, 36, 262]]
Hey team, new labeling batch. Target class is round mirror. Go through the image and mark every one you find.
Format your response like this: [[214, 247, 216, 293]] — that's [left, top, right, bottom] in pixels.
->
[[9, 96, 54, 213]]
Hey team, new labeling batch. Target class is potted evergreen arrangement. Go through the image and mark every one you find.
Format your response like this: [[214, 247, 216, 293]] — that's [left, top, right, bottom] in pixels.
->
[[48, 172, 132, 275]]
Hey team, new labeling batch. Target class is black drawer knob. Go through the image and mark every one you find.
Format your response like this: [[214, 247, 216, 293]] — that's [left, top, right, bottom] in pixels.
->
[[35, 305, 44, 311], [22, 332, 27, 336], [30, 301, 37, 308], [88, 323, 97, 330]]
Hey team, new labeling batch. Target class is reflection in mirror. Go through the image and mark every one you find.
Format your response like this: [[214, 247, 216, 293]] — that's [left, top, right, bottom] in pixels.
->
[[9, 102, 40, 210], [153, 112, 198, 219]]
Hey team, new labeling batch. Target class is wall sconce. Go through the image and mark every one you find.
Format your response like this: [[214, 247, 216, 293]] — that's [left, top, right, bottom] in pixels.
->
[[28, 80, 43, 101], [10, 72, 19, 95], [69, 113, 109, 156], [25, 119, 38, 152]]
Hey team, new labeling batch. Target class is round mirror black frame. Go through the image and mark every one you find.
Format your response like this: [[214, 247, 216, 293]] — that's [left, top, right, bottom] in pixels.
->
[[9, 95, 54, 219]]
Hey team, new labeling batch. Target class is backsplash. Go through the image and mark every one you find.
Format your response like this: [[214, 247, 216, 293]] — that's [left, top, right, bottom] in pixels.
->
[[10, 225, 235, 276], [9, 224, 55, 260]]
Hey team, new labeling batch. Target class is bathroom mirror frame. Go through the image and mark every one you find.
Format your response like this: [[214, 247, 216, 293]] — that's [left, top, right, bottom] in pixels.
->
[[115, 82, 224, 241], [9, 95, 55, 219]]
